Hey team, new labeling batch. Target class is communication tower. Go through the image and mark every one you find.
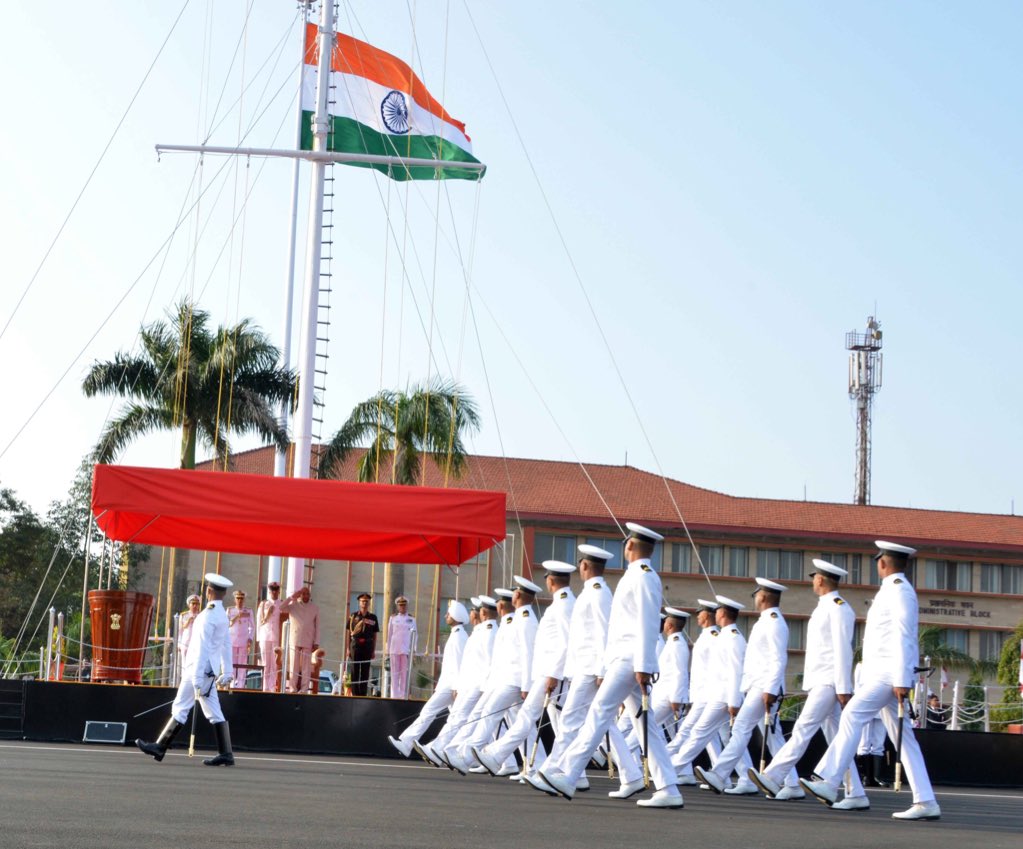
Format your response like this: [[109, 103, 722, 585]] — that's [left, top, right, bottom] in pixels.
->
[[846, 316, 883, 505]]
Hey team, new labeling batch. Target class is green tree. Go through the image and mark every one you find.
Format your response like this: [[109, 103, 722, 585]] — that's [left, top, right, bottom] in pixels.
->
[[319, 379, 481, 658], [990, 621, 1023, 731], [319, 378, 481, 486], [82, 298, 296, 470], [83, 299, 297, 676]]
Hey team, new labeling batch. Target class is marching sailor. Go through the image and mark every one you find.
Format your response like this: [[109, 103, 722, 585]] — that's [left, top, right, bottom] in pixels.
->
[[388, 600, 468, 757], [539, 523, 683, 809], [695, 578, 796, 796], [802, 541, 941, 821], [136, 572, 236, 766], [417, 596, 499, 766], [474, 562, 576, 777], [749, 559, 868, 808]]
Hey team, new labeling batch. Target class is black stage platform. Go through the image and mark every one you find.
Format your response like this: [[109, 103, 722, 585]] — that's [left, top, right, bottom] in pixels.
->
[[12, 680, 1023, 787], [1, 740, 1020, 849]]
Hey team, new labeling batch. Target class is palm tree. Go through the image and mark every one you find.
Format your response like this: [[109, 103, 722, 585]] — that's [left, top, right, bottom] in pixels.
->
[[83, 299, 296, 470], [83, 298, 297, 678], [318, 378, 481, 486], [318, 379, 481, 675]]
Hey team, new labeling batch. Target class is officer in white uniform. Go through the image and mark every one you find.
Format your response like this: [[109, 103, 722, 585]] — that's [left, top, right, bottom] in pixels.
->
[[451, 575, 540, 773], [666, 599, 721, 783], [475, 563, 575, 777], [671, 594, 747, 782], [177, 594, 202, 676], [388, 599, 468, 757], [528, 544, 643, 798], [256, 582, 283, 692], [652, 608, 691, 736], [228, 590, 255, 688], [417, 596, 499, 766], [749, 560, 868, 807], [136, 573, 236, 766], [387, 596, 418, 699], [696, 578, 796, 795], [540, 523, 683, 809], [802, 541, 941, 821]]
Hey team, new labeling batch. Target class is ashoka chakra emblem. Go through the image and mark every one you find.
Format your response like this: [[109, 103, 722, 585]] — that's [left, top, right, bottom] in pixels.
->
[[381, 90, 410, 134]]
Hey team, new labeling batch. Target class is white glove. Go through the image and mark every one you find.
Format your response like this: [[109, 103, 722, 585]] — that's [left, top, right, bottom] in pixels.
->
[[216, 673, 233, 688]]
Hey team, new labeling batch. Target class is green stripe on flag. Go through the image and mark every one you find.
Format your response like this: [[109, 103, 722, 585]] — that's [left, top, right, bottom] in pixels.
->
[[301, 113, 484, 182]]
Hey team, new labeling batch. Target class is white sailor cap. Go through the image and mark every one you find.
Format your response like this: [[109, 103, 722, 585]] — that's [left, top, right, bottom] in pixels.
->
[[810, 558, 848, 579], [664, 606, 691, 619], [625, 521, 664, 544], [578, 543, 614, 564], [469, 595, 482, 609], [873, 540, 917, 560], [513, 574, 543, 594], [542, 560, 577, 577], [715, 594, 746, 611], [493, 588, 514, 600], [186, 594, 201, 604], [447, 600, 469, 624], [477, 595, 498, 610], [204, 572, 233, 590], [697, 598, 719, 612], [753, 577, 786, 596]]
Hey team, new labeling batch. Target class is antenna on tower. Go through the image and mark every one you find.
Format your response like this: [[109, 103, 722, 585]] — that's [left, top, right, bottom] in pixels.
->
[[846, 315, 883, 505]]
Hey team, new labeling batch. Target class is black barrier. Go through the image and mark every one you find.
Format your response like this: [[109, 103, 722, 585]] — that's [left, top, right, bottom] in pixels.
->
[[17, 682, 1023, 786]]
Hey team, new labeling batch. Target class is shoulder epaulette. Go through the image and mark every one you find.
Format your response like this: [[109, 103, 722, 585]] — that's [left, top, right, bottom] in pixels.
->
[[207, 603, 214, 609], [640, 564, 652, 572], [729, 626, 739, 635], [770, 612, 778, 619], [672, 634, 680, 642], [521, 609, 530, 617], [894, 578, 904, 584], [559, 590, 568, 599], [485, 622, 494, 629], [834, 597, 845, 605], [711, 630, 719, 636]]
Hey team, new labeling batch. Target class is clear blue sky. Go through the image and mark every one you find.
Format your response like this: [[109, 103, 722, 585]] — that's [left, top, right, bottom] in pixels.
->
[[0, 1, 1019, 519]]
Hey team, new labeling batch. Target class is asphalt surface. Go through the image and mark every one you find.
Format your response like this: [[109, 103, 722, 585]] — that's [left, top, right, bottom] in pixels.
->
[[1, 741, 1020, 849]]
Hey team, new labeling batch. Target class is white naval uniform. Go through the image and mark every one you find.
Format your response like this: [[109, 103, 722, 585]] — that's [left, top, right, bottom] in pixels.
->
[[460, 604, 538, 760], [813, 573, 936, 803], [760, 592, 865, 795], [542, 576, 642, 786], [704, 606, 793, 784], [671, 618, 746, 771], [256, 597, 282, 692], [397, 623, 467, 745], [482, 587, 575, 770], [177, 610, 199, 673], [282, 597, 320, 692], [228, 605, 255, 687], [444, 612, 516, 758], [652, 632, 691, 732], [545, 559, 678, 795], [427, 618, 498, 751], [854, 663, 886, 756], [387, 612, 418, 699], [667, 625, 721, 767], [171, 599, 232, 724]]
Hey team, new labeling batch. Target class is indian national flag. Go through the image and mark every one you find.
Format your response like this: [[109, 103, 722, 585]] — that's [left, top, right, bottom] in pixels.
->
[[301, 25, 484, 182]]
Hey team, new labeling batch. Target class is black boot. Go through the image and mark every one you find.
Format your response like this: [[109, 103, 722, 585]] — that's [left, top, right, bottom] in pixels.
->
[[135, 717, 182, 762], [203, 721, 235, 766], [871, 754, 890, 788], [854, 754, 870, 786]]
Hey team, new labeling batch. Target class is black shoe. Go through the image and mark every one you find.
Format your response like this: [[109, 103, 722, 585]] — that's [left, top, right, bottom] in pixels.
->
[[135, 717, 182, 762], [871, 755, 890, 788], [203, 721, 235, 766]]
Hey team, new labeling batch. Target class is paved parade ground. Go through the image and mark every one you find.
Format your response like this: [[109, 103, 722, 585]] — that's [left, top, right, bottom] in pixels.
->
[[2, 741, 1020, 849]]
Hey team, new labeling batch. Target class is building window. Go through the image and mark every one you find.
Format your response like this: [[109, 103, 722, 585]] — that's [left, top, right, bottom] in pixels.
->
[[938, 628, 968, 654], [787, 619, 806, 650], [728, 547, 749, 578], [534, 533, 577, 565], [923, 560, 972, 592], [979, 563, 1023, 595], [698, 545, 724, 576], [979, 631, 1008, 662], [667, 543, 692, 574], [758, 549, 803, 581]]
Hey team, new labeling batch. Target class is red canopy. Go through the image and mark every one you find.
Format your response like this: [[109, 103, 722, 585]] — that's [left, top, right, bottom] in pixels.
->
[[91, 464, 506, 564]]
